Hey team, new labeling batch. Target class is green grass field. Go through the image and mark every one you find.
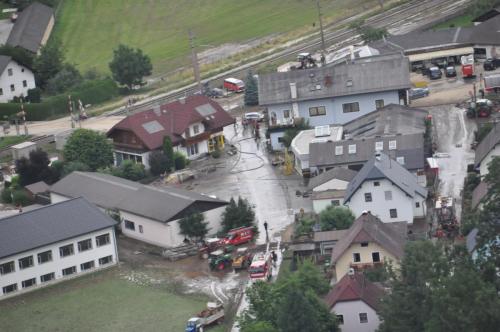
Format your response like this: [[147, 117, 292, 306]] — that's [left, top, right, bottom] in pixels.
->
[[55, 0, 377, 76], [432, 13, 474, 29], [0, 268, 224, 332]]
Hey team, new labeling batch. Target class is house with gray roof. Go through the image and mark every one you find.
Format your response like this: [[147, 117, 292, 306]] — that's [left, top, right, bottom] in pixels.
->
[[6, 2, 55, 54], [474, 122, 500, 176], [259, 53, 411, 150], [343, 152, 427, 224], [0, 55, 36, 103], [0, 197, 118, 299], [307, 167, 357, 213], [50, 172, 228, 248]]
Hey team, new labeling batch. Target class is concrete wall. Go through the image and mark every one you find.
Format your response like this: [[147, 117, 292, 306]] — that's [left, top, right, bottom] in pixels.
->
[[269, 131, 286, 151], [0, 60, 36, 103], [0, 227, 118, 299], [335, 242, 399, 281], [345, 178, 417, 223], [479, 146, 499, 176], [332, 300, 381, 332], [313, 197, 345, 214]]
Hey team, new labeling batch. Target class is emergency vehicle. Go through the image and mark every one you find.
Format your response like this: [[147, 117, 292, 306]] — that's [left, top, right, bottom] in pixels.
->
[[221, 226, 254, 246], [248, 252, 272, 282], [223, 78, 245, 92], [460, 55, 475, 78]]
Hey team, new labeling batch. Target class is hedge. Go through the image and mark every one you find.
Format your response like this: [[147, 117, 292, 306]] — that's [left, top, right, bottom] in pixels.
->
[[0, 78, 119, 121]]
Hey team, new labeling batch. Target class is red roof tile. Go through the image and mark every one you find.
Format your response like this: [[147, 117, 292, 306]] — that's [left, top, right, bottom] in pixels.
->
[[324, 272, 386, 311], [108, 95, 235, 150]]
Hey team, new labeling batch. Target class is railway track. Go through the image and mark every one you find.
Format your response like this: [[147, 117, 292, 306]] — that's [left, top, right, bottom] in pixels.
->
[[107, 0, 469, 117]]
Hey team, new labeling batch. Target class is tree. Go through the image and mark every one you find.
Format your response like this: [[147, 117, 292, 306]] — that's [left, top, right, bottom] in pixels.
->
[[163, 136, 174, 171], [108, 44, 152, 89], [221, 197, 255, 232], [45, 63, 82, 95], [471, 0, 500, 17], [241, 321, 278, 332], [277, 288, 321, 332], [0, 44, 34, 68], [15, 149, 53, 186], [33, 40, 64, 88], [282, 119, 310, 148], [115, 160, 146, 181], [179, 212, 209, 241], [173, 151, 187, 170], [319, 206, 355, 231], [63, 129, 114, 171], [359, 26, 388, 42], [148, 151, 169, 176], [62, 161, 90, 177], [244, 71, 258, 106]]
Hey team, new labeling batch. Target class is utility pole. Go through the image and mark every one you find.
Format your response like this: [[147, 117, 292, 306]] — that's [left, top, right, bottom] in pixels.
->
[[68, 95, 75, 129], [20, 97, 28, 135], [315, 0, 326, 64], [188, 30, 203, 94]]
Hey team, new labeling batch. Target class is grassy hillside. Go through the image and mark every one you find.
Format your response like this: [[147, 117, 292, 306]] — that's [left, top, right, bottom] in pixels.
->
[[55, 0, 376, 76]]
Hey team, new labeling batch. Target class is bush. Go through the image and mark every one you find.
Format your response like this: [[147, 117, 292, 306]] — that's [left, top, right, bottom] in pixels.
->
[[0, 78, 119, 121], [12, 189, 31, 206], [1, 188, 12, 203], [27, 88, 41, 103], [148, 151, 169, 175], [174, 151, 187, 170]]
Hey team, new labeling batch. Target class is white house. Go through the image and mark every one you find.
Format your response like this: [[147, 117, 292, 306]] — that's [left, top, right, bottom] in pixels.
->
[[50, 172, 228, 248], [307, 167, 357, 213], [0, 55, 36, 103], [0, 197, 118, 299], [325, 271, 386, 332], [474, 122, 500, 176], [258, 54, 411, 151], [344, 152, 427, 224]]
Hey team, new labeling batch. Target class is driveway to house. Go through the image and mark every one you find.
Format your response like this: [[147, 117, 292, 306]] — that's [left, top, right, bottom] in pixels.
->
[[426, 105, 476, 221]]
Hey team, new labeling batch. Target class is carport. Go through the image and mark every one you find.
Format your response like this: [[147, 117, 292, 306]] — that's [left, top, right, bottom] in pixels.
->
[[408, 46, 474, 63]]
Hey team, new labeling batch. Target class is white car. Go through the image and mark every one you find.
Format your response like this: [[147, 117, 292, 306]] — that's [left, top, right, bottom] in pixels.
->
[[244, 112, 264, 122]]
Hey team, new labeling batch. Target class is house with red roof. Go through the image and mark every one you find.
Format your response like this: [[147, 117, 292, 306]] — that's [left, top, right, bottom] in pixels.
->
[[325, 271, 386, 332], [107, 95, 235, 169]]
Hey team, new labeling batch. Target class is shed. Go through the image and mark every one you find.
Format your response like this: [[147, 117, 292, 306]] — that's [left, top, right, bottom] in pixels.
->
[[11, 141, 36, 160]]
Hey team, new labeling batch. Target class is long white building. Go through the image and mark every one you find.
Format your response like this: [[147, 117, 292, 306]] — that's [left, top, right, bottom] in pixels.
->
[[0, 198, 118, 299]]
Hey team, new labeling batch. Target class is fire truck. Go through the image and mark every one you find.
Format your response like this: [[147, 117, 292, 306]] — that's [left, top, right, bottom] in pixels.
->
[[460, 55, 475, 78], [221, 226, 254, 246], [223, 78, 245, 93], [248, 252, 273, 282]]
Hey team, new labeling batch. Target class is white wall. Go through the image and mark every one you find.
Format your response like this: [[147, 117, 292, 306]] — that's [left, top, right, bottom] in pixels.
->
[[175, 139, 209, 160], [313, 198, 345, 214], [345, 179, 417, 223], [0, 60, 36, 103], [313, 178, 349, 192], [332, 300, 381, 332], [479, 146, 499, 176], [0, 227, 118, 299], [114, 150, 151, 169]]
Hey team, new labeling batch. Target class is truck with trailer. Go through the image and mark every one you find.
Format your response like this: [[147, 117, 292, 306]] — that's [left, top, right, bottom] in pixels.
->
[[185, 302, 224, 332]]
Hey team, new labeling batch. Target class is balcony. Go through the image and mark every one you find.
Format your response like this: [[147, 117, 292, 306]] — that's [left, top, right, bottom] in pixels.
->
[[349, 261, 384, 270]]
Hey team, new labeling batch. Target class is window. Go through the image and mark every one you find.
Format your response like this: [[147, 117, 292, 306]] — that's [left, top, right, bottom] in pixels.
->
[[416, 202, 420, 208], [331, 200, 340, 206], [139, 225, 143, 233], [283, 110, 290, 118], [99, 255, 113, 266], [375, 99, 384, 109], [0, 261, 15, 275], [22, 278, 36, 288], [78, 239, 92, 252], [389, 140, 397, 150], [372, 252, 381, 262], [359, 313, 368, 323], [364, 193, 372, 202], [337, 315, 344, 325], [277, 136, 284, 143], [22, 80, 27, 88], [193, 124, 199, 134], [390, 209, 398, 218], [80, 261, 95, 271], [59, 244, 74, 257], [361, 242, 369, 247], [396, 156, 405, 165], [335, 145, 343, 155], [18, 255, 34, 269], [62, 266, 76, 276], [385, 190, 393, 201], [37, 250, 52, 264], [342, 102, 360, 113], [10, 84, 15, 92], [7, 68, 12, 76], [124, 220, 135, 231], [40, 272, 55, 283], [188, 143, 199, 156], [96, 233, 110, 247], [309, 106, 326, 116], [2, 283, 17, 294], [353, 253, 361, 262], [375, 141, 383, 151], [0, 88, 3, 95], [348, 144, 356, 154], [374, 181, 380, 186]]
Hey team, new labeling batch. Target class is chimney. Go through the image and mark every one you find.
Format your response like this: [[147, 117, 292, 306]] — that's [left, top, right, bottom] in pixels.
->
[[290, 83, 297, 99]]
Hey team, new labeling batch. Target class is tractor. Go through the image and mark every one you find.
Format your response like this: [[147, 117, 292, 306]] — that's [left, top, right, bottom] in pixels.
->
[[208, 250, 233, 271]]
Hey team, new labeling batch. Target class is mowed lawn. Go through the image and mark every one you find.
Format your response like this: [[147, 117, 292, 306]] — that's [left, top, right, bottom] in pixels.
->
[[0, 268, 222, 332], [55, 0, 374, 75]]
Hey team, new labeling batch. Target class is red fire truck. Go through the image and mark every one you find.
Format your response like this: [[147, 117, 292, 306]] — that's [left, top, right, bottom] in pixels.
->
[[248, 252, 273, 282], [460, 55, 475, 78], [223, 78, 245, 93], [221, 226, 254, 246]]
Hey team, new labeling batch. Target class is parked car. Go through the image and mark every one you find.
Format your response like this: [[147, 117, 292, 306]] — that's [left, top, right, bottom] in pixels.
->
[[483, 58, 498, 71], [445, 66, 457, 77], [205, 88, 224, 98], [410, 88, 430, 100], [244, 112, 264, 122], [428, 67, 442, 80]]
